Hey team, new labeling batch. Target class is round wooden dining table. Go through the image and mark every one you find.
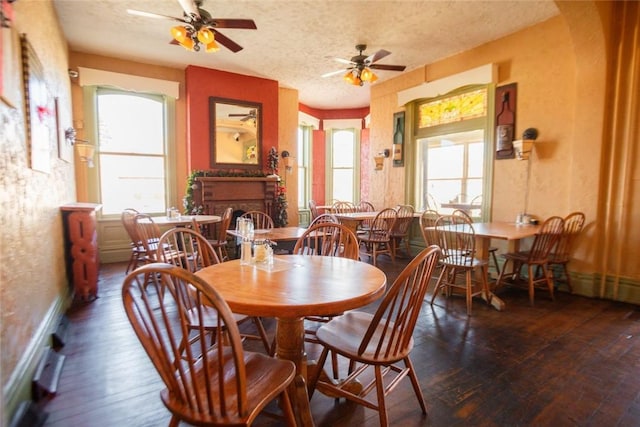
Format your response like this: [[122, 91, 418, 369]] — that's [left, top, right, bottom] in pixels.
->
[[195, 255, 387, 426]]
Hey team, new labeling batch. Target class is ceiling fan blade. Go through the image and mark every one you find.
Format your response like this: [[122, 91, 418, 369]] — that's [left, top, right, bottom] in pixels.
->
[[212, 19, 257, 29], [213, 29, 243, 52], [177, 0, 200, 18], [332, 57, 355, 65], [365, 49, 391, 64], [369, 63, 407, 72], [127, 9, 185, 23], [322, 68, 351, 78]]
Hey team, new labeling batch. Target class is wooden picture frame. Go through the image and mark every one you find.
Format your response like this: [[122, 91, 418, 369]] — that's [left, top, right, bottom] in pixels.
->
[[21, 33, 52, 173], [393, 111, 405, 167], [1, 21, 21, 108]]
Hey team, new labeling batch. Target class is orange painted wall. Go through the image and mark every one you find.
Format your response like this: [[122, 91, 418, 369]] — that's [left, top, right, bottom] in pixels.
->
[[185, 65, 279, 171]]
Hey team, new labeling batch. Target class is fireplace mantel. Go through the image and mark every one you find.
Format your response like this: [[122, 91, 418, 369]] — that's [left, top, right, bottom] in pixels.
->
[[193, 176, 279, 219]]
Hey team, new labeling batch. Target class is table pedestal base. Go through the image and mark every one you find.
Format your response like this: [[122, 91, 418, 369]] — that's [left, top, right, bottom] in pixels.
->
[[275, 317, 314, 426]]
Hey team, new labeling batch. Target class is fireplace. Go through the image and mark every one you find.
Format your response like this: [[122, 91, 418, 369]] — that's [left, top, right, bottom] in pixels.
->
[[192, 176, 279, 221]]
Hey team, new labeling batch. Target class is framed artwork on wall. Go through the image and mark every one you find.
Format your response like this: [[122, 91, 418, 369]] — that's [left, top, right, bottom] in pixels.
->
[[393, 111, 404, 167], [21, 33, 52, 173], [1, 23, 21, 108]]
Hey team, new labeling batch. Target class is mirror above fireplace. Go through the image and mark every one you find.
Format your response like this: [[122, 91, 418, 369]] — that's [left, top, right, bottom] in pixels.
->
[[209, 97, 262, 170]]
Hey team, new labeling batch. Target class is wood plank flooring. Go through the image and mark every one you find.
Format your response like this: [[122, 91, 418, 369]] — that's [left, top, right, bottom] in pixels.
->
[[39, 256, 640, 426]]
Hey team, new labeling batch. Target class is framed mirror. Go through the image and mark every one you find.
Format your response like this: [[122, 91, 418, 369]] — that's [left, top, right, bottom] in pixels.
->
[[209, 97, 262, 169]]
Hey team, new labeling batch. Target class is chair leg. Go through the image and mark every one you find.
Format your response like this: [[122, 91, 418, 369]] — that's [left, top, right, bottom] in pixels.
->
[[252, 317, 272, 355], [527, 264, 536, 306], [430, 267, 448, 306], [490, 249, 500, 276], [374, 366, 389, 427], [543, 264, 555, 301], [404, 356, 427, 413], [465, 269, 473, 316]]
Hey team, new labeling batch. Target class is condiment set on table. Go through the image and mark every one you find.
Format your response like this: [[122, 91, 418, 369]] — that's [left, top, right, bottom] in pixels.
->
[[236, 218, 274, 266]]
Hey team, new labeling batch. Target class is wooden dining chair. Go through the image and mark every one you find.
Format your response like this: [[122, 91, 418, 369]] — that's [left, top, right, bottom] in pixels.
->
[[356, 200, 376, 232], [293, 221, 361, 376], [293, 222, 360, 260], [308, 212, 339, 227], [358, 208, 398, 266], [452, 209, 501, 276], [419, 209, 440, 246], [308, 245, 442, 427], [240, 210, 274, 230], [122, 263, 296, 427], [156, 227, 272, 355], [390, 204, 415, 258], [308, 199, 319, 221], [208, 206, 233, 261], [430, 213, 491, 315], [133, 213, 163, 263], [548, 211, 585, 293], [331, 201, 357, 214], [495, 215, 565, 305], [121, 208, 146, 273]]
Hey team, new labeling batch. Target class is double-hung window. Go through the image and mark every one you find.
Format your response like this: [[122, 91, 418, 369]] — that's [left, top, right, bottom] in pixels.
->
[[90, 88, 173, 216], [327, 128, 360, 202]]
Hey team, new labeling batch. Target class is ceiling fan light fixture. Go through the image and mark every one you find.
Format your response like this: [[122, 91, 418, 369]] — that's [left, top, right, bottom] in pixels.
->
[[343, 71, 357, 85], [178, 37, 196, 51], [205, 39, 220, 52], [171, 25, 189, 43], [360, 67, 377, 83], [197, 27, 214, 44]]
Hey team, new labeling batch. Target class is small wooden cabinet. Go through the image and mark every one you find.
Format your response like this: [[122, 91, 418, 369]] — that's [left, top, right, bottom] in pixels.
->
[[60, 203, 102, 301]]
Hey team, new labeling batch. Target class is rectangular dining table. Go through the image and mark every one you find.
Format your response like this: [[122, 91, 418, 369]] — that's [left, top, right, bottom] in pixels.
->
[[470, 221, 541, 310], [195, 255, 387, 426]]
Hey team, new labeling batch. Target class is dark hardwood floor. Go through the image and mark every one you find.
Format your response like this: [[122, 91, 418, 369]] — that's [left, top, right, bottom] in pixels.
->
[[40, 255, 640, 427]]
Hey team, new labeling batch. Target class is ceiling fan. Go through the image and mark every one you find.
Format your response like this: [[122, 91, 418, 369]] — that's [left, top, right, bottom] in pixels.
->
[[323, 44, 407, 86], [229, 109, 257, 122], [127, 0, 256, 53]]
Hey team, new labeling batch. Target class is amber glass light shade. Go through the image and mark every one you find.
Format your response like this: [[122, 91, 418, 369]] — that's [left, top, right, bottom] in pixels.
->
[[360, 68, 377, 83], [171, 25, 189, 43], [197, 27, 214, 44], [178, 37, 195, 51], [205, 40, 220, 52]]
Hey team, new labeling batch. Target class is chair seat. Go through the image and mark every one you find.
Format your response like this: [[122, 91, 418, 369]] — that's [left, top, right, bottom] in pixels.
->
[[316, 311, 413, 363], [161, 346, 295, 425]]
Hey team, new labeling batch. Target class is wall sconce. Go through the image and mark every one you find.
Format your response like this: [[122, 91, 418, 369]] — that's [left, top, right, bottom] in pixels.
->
[[513, 128, 538, 160], [281, 150, 294, 173], [65, 127, 95, 167], [373, 149, 390, 171]]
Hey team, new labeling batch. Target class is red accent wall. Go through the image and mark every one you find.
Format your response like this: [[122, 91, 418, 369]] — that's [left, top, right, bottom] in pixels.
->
[[185, 65, 279, 171]]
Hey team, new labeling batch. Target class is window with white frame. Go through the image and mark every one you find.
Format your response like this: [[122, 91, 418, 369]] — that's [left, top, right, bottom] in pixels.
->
[[328, 128, 359, 203], [93, 88, 171, 215], [413, 86, 491, 218], [297, 125, 311, 209]]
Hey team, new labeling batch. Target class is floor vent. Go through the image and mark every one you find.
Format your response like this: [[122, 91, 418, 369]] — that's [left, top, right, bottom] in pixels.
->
[[32, 348, 66, 401], [52, 315, 69, 349], [9, 401, 48, 427]]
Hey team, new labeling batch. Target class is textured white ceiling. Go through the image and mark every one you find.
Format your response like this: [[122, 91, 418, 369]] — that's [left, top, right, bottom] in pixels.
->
[[52, 0, 559, 109]]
